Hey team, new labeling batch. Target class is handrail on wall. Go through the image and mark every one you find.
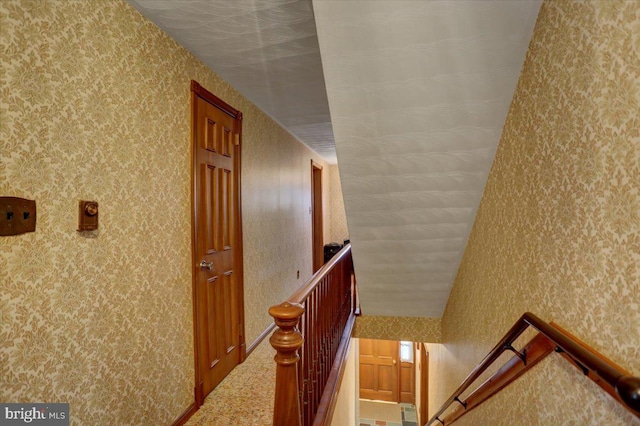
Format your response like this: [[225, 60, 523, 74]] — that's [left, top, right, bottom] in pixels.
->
[[427, 312, 640, 425], [270, 244, 356, 426]]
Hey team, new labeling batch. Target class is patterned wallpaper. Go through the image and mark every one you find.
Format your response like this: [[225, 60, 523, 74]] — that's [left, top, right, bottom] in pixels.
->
[[354, 315, 441, 343], [0, 0, 330, 424], [329, 165, 349, 244], [432, 1, 640, 425]]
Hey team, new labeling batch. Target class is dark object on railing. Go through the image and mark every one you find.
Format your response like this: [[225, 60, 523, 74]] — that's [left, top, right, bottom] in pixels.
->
[[270, 244, 356, 426], [426, 312, 640, 425], [323, 242, 343, 263]]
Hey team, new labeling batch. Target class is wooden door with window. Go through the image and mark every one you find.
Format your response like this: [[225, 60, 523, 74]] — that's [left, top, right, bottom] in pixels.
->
[[191, 81, 245, 405], [359, 339, 399, 402], [399, 341, 416, 404]]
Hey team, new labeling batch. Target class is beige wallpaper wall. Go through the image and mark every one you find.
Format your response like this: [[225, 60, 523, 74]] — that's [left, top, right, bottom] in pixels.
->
[[0, 0, 331, 424], [329, 340, 358, 426], [431, 0, 640, 425], [354, 315, 441, 343], [329, 165, 348, 244]]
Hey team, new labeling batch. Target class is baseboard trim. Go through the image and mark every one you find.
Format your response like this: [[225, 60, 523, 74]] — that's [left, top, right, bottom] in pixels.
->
[[171, 401, 198, 426], [247, 322, 276, 356]]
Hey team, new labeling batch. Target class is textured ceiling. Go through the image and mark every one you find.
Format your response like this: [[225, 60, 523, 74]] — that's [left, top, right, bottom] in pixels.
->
[[127, 0, 337, 163], [314, 0, 541, 317], [128, 0, 542, 318]]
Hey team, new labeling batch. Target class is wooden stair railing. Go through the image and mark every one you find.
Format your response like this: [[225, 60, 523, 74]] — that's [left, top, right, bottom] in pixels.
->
[[270, 244, 356, 426], [426, 312, 640, 426]]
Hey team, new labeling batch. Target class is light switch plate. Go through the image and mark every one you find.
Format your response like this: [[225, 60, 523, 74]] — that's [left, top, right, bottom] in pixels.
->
[[0, 197, 37, 236]]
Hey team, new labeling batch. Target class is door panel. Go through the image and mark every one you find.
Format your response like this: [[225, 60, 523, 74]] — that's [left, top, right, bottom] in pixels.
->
[[222, 272, 235, 354], [360, 364, 375, 390], [206, 276, 220, 369], [192, 82, 244, 404], [221, 169, 232, 250], [201, 164, 218, 252], [378, 365, 394, 391]]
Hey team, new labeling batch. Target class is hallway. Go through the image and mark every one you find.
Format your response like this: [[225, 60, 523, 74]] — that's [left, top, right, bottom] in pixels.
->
[[2, 1, 639, 425]]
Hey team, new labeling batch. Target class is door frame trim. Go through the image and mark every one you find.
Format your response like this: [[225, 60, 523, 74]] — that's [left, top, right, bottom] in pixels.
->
[[311, 160, 323, 273], [190, 80, 246, 406], [419, 343, 429, 424]]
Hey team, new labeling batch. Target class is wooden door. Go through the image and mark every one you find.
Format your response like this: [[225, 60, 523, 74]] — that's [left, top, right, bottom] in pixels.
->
[[191, 81, 245, 405], [311, 161, 323, 273], [359, 339, 399, 402]]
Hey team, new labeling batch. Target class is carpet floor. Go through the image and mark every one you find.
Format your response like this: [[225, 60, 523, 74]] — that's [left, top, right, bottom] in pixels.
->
[[185, 339, 275, 425]]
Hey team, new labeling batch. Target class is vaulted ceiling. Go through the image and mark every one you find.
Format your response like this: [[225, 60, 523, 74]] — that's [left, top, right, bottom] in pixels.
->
[[127, 0, 336, 162], [314, 1, 541, 317], [129, 0, 541, 318]]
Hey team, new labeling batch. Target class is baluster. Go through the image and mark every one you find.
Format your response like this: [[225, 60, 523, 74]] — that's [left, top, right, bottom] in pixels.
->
[[312, 285, 318, 417], [269, 302, 304, 426], [315, 279, 323, 413], [304, 292, 312, 426], [323, 276, 329, 391], [330, 273, 335, 375], [327, 273, 332, 369], [324, 276, 330, 395], [270, 246, 356, 426], [319, 277, 325, 403], [300, 300, 308, 425], [312, 289, 319, 423], [320, 277, 328, 410]]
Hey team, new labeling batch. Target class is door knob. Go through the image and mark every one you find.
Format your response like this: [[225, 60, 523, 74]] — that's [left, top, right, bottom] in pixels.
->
[[393, 359, 397, 365], [200, 260, 214, 271]]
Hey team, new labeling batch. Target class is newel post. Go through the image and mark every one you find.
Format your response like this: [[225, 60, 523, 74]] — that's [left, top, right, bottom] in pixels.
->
[[269, 302, 305, 426]]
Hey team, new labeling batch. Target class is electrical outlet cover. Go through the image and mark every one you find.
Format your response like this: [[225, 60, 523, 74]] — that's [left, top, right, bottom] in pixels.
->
[[0, 197, 36, 236]]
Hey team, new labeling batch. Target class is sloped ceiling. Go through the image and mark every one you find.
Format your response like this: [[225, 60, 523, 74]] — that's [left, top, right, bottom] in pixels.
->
[[127, 0, 337, 163], [128, 0, 541, 318], [313, 0, 541, 316]]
